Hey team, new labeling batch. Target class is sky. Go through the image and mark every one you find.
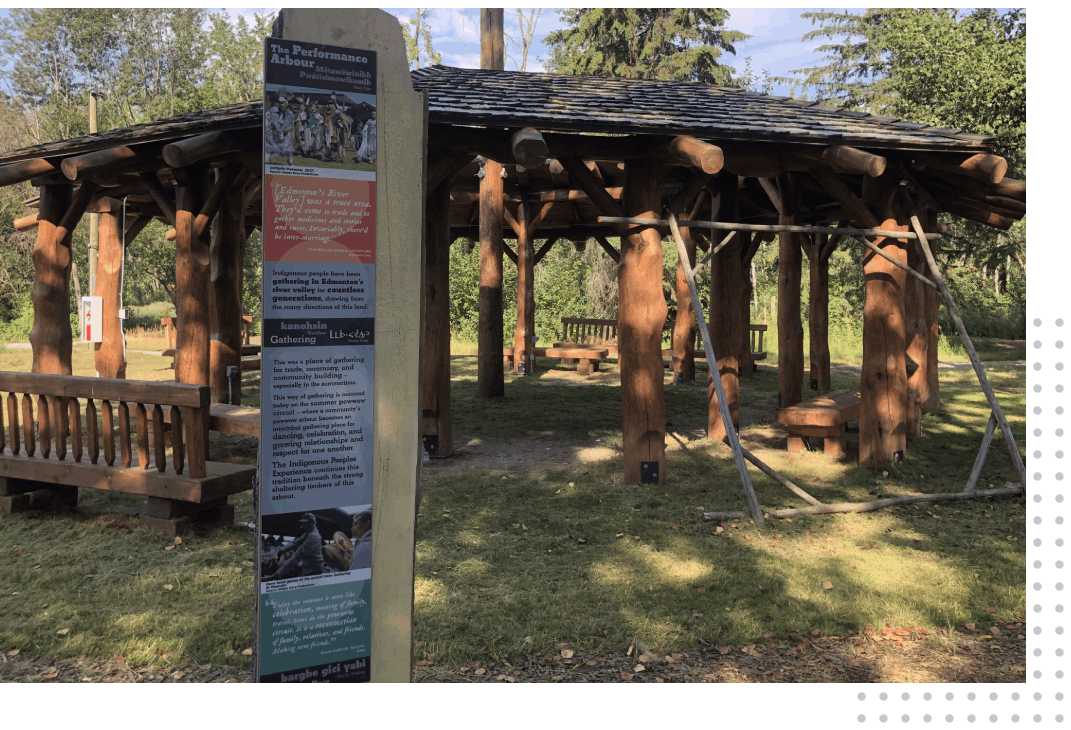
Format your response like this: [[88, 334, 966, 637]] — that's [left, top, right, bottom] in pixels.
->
[[204, 7, 841, 98]]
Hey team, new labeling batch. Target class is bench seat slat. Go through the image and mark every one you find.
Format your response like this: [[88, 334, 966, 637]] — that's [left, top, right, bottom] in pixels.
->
[[0, 446, 254, 503]]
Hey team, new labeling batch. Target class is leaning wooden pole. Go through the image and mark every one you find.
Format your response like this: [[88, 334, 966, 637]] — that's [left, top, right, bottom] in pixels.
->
[[907, 209, 1026, 485], [807, 233, 831, 392], [667, 210, 763, 524], [513, 196, 536, 375]]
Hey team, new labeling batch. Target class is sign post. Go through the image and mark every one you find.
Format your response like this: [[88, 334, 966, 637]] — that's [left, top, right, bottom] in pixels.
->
[[255, 9, 426, 683]]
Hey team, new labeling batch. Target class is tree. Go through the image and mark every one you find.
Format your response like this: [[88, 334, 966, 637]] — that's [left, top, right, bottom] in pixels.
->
[[203, 11, 276, 106], [507, 9, 542, 72], [400, 9, 442, 70], [543, 8, 746, 84]]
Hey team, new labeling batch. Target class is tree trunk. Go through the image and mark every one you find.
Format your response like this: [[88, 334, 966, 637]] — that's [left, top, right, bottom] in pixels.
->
[[709, 172, 742, 440], [94, 209, 127, 379], [808, 233, 831, 392], [619, 159, 667, 484], [209, 177, 246, 404], [513, 198, 536, 375], [671, 223, 697, 383], [477, 158, 505, 398], [174, 168, 210, 452], [776, 173, 804, 409], [30, 185, 73, 375], [859, 177, 909, 465], [422, 179, 453, 456]]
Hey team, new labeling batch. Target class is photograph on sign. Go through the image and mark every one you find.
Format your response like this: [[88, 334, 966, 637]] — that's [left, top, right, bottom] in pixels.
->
[[258, 37, 378, 684]]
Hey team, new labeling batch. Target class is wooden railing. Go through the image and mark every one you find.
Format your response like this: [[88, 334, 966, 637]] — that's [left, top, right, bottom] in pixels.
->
[[0, 372, 210, 479]]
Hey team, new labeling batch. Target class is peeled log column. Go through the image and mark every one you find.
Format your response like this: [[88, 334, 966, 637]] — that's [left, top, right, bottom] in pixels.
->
[[478, 158, 506, 398], [904, 219, 930, 435], [671, 224, 697, 384], [93, 207, 127, 379], [738, 233, 755, 379], [209, 177, 246, 404], [31, 185, 73, 375], [709, 172, 742, 441], [923, 210, 941, 413], [860, 178, 909, 464], [513, 198, 536, 375], [776, 173, 804, 409], [174, 168, 211, 451], [808, 233, 831, 392], [422, 180, 453, 457], [619, 159, 667, 484]]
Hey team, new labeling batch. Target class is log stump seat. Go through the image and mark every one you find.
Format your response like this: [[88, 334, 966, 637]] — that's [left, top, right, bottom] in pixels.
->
[[776, 388, 861, 457], [503, 347, 609, 375], [0, 372, 256, 536]]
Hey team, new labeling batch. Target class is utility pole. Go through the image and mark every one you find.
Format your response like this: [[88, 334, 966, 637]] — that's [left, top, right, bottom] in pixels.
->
[[87, 90, 106, 294]]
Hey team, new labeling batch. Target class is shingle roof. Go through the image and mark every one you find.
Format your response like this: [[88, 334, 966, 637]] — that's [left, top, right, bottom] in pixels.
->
[[410, 66, 994, 152], [0, 65, 994, 167]]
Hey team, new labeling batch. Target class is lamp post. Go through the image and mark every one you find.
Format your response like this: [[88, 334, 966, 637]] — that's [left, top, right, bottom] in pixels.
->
[[87, 89, 107, 293]]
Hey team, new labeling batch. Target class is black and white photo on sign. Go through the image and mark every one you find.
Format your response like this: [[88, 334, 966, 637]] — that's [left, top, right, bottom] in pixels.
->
[[260, 506, 372, 583]]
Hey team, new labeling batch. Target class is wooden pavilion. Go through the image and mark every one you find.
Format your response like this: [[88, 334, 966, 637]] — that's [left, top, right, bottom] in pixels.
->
[[0, 64, 1026, 494]]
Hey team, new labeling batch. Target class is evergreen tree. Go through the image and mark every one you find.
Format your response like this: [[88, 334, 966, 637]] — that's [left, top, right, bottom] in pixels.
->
[[543, 8, 747, 84]]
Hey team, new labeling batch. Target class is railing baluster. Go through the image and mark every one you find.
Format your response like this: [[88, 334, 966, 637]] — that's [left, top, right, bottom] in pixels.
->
[[86, 400, 99, 464], [135, 403, 149, 470], [54, 396, 67, 461], [118, 402, 131, 468], [152, 405, 166, 472], [171, 406, 185, 475], [38, 394, 51, 459], [183, 406, 207, 479], [7, 392, 19, 455], [102, 400, 115, 466], [22, 394, 34, 457], [69, 398, 82, 462]]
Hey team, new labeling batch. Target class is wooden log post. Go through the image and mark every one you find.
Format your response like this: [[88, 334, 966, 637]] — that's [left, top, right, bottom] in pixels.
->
[[93, 204, 127, 379], [709, 172, 743, 441], [30, 185, 74, 375], [619, 159, 667, 484], [904, 221, 929, 435], [860, 176, 909, 464], [807, 232, 832, 392], [922, 211, 941, 413], [513, 198, 537, 375], [477, 8, 505, 398], [209, 177, 246, 405], [671, 222, 698, 384], [422, 180, 453, 457], [739, 232, 760, 378], [776, 173, 804, 409], [174, 167, 211, 451]]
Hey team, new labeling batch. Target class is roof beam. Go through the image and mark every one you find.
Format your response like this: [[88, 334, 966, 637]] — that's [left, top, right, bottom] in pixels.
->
[[0, 158, 57, 187]]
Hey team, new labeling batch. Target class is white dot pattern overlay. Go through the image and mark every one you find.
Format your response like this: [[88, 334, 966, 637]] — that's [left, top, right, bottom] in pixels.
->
[[852, 689, 1028, 723]]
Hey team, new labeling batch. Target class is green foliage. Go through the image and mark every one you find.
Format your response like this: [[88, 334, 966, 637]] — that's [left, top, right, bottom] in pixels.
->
[[543, 8, 746, 83], [123, 302, 175, 331], [399, 9, 442, 70], [243, 231, 263, 334]]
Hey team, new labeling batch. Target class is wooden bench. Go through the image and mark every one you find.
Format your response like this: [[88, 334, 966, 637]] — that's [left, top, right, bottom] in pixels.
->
[[0, 372, 256, 535], [776, 389, 861, 457], [662, 324, 768, 367], [503, 347, 609, 376], [161, 403, 261, 438], [555, 316, 768, 370]]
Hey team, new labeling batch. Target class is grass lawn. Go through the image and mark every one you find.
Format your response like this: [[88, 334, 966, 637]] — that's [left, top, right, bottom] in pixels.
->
[[0, 328, 1026, 679]]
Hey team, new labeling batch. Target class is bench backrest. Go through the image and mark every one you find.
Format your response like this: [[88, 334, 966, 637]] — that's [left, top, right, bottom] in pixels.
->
[[0, 372, 211, 479], [561, 317, 619, 346], [162, 315, 253, 348], [689, 323, 768, 352]]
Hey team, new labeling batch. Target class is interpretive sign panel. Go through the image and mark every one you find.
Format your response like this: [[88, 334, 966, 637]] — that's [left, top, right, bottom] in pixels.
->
[[256, 37, 378, 683]]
